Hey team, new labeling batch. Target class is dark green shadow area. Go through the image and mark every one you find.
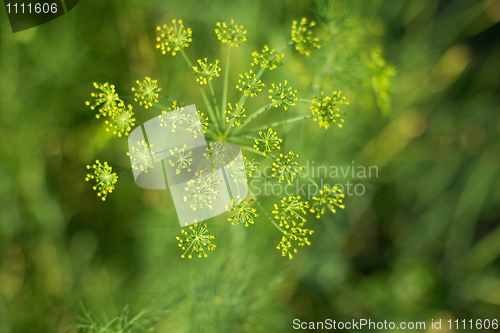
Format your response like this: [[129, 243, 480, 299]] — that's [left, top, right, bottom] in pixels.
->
[[2, 0, 79, 32]]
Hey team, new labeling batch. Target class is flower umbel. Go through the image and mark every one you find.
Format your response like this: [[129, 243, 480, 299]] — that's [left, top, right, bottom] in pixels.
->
[[169, 144, 193, 174], [176, 221, 216, 258], [272, 195, 309, 228], [226, 155, 246, 183], [186, 111, 209, 138], [226, 199, 258, 227], [127, 140, 156, 173], [271, 151, 303, 184], [193, 58, 221, 85], [225, 103, 246, 127], [236, 70, 266, 97], [204, 142, 229, 169], [82, 17, 362, 261], [251, 45, 285, 70], [85, 160, 118, 201], [253, 128, 282, 157], [269, 80, 298, 111], [131, 77, 162, 109], [105, 102, 135, 137], [183, 169, 221, 211], [291, 18, 321, 56], [311, 91, 349, 129], [310, 185, 345, 218], [244, 155, 259, 179], [85, 82, 122, 118], [277, 227, 313, 259], [159, 105, 187, 132], [215, 20, 247, 47], [156, 19, 193, 56]]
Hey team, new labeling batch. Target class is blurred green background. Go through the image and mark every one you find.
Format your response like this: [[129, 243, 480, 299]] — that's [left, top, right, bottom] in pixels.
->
[[1, 0, 500, 332]]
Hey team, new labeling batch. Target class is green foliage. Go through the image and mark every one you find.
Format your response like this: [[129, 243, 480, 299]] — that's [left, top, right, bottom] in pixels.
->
[[74, 302, 152, 333], [83, 16, 353, 262], [1, 0, 498, 332]]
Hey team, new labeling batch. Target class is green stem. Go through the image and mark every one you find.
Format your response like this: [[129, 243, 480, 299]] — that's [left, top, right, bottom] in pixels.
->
[[161, 160, 169, 189], [116, 167, 132, 175], [208, 80, 221, 128], [223, 120, 233, 137], [244, 114, 314, 133], [307, 176, 318, 186], [179, 49, 219, 133], [158, 93, 181, 104], [254, 66, 266, 81], [140, 124, 149, 145], [154, 103, 174, 110], [237, 94, 249, 107], [239, 144, 266, 157], [248, 190, 285, 234], [221, 44, 231, 129], [240, 135, 257, 140], [236, 103, 276, 132]]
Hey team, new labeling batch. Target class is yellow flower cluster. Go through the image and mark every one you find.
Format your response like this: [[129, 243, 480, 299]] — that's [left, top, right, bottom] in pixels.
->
[[156, 19, 193, 56], [127, 140, 156, 173], [236, 70, 266, 97], [244, 155, 259, 179], [226, 199, 258, 227], [291, 17, 321, 56], [183, 169, 221, 211], [251, 45, 285, 70], [85, 160, 118, 201], [215, 20, 247, 47], [272, 195, 309, 228], [159, 105, 186, 132], [269, 80, 298, 111], [310, 185, 345, 218], [277, 227, 313, 259], [85, 82, 121, 118], [225, 103, 246, 127], [169, 144, 193, 175], [193, 58, 221, 85], [86, 82, 135, 137], [131, 77, 162, 109], [273, 196, 313, 259], [271, 151, 303, 184], [104, 102, 135, 137], [176, 222, 216, 258], [187, 111, 209, 138], [310, 91, 349, 129], [253, 128, 282, 157]]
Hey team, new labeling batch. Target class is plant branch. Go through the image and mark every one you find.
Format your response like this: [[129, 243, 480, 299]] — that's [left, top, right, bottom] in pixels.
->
[[239, 144, 266, 157], [244, 114, 314, 133], [248, 189, 285, 234], [236, 103, 276, 132], [116, 167, 132, 175], [208, 80, 221, 128], [158, 93, 182, 104], [179, 49, 219, 133], [221, 44, 231, 129], [237, 66, 266, 109]]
